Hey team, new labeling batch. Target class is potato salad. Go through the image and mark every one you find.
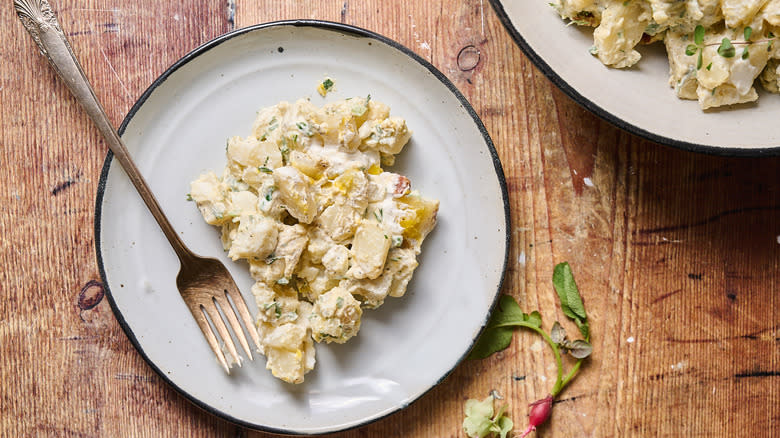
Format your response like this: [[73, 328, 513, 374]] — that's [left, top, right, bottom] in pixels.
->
[[551, 0, 780, 109], [189, 97, 439, 383]]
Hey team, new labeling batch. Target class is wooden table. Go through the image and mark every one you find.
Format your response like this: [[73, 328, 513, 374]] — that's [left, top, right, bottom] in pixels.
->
[[2, 1, 779, 436]]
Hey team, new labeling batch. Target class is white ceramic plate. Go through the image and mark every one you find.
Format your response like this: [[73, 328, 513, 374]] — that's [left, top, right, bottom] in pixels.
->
[[96, 21, 509, 434], [490, 1, 780, 155]]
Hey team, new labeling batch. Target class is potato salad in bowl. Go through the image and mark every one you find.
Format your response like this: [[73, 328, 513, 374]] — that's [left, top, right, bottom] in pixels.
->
[[188, 96, 439, 384], [552, 0, 780, 109]]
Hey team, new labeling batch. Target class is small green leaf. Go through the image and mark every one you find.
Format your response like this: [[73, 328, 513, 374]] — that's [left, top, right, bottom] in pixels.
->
[[717, 38, 735, 58], [463, 395, 496, 438], [697, 50, 703, 70], [742, 47, 749, 59], [553, 262, 587, 320], [744, 26, 752, 41], [496, 415, 514, 438], [566, 340, 593, 359], [463, 394, 514, 438], [487, 295, 526, 328], [469, 295, 524, 359], [694, 25, 705, 46], [706, 62, 713, 71], [322, 78, 334, 90], [469, 326, 514, 359], [685, 44, 698, 56], [550, 321, 566, 344], [525, 311, 542, 328]]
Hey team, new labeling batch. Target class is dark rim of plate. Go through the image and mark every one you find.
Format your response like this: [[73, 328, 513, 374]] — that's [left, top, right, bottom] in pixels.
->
[[488, 0, 780, 157], [94, 19, 511, 435]]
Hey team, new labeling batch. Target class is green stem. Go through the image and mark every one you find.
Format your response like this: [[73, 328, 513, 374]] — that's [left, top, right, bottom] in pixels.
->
[[555, 331, 590, 396], [555, 359, 583, 396], [492, 322, 563, 395]]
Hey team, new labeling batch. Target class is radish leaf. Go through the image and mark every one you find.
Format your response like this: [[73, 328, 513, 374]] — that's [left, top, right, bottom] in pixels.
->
[[463, 393, 514, 438], [553, 262, 587, 320]]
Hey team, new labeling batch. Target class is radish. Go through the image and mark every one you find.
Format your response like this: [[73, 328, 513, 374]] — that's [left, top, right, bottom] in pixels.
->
[[466, 262, 593, 438], [519, 395, 553, 437]]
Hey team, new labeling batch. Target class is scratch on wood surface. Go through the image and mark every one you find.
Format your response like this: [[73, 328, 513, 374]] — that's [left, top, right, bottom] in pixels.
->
[[650, 288, 683, 304], [97, 45, 131, 102], [735, 370, 780, 378], [407, 14, 432, 58], [226, 0, 236, 30], [666, 324, 780, 344], [638, 204, 780, 234], [340, 1, 348, 22], [58, 335, 100, 341], [480, 0, 485, 37], [102, 22, 119, 34], [73, 8, 122, 13], [114, 373, 156, 382], [66, 30, 92, 37], [51, 178, 76, 195]]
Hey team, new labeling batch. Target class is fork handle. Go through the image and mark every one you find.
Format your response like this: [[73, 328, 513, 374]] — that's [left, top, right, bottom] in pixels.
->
[[15, 0, 194, 262]]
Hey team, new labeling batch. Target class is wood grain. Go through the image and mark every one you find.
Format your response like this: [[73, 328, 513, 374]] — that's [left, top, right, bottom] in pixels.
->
[[2, 0, 778, 437]]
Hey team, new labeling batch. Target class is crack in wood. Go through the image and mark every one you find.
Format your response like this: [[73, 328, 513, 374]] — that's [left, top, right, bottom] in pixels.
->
[[734, 370, 780, 379], [650, 288, 683, 304], [638, 204, 780, 234]]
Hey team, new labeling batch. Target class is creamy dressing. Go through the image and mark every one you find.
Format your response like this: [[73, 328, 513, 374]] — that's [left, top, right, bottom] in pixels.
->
[[730, 56, 760, 95], [305, 137, 380, 176]]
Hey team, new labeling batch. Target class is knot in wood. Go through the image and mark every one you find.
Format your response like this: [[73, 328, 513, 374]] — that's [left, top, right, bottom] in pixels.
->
[[457, 45, 480, 71]]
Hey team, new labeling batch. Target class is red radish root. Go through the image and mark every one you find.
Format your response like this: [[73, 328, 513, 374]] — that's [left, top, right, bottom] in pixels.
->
[[520, 395, 553, 437]]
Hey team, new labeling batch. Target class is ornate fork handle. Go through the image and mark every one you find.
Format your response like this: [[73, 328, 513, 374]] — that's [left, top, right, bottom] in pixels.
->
[[15, 0, 192, 261]]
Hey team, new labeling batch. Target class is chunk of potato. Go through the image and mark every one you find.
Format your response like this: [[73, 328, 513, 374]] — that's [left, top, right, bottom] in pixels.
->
[[273, 166, 318, 224], [347, 221, 391, 280]]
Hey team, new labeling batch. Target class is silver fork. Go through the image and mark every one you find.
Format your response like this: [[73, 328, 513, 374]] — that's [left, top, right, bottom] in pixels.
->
[[15, 0, 261, 373]]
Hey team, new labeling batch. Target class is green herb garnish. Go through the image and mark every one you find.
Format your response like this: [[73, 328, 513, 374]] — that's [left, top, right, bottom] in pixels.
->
[[717, 38, 735, 58], [264, 186, 275, 202], [296, 121, 313, 136], [463, 393, 513, 438], [351, 95, 371, 116], [685, 25, 706, 69]]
